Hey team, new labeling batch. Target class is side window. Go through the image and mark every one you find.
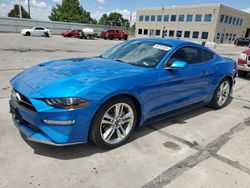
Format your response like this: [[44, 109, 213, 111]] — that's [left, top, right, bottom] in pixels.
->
[[167, 46, 203, 66], [202, 49, 215, 62], [35, 27, 45, 30]]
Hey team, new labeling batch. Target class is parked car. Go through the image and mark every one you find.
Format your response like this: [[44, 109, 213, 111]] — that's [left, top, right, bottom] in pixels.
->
[[101, 29, 128, 40], [61, 29, 81, 37], [234, 38, 250, 46], [10, 38, 237, 148], [237, 48, 250, 77], [21, 27, 51, 37]]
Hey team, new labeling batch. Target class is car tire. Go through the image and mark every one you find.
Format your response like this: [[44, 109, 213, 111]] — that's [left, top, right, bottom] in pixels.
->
[[238, 70, 247, 77], [124, 37, 128, 40], [44, 32, 49, 38], [90, 96, 137, 149], [25, 32, 31, 36], [109, 36, 114, 40], [209, 78, 231, 109]]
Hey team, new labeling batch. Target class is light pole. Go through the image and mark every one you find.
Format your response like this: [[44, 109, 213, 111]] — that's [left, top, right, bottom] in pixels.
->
[[18, 0, 22, 18], [27, 0, 31, 18]]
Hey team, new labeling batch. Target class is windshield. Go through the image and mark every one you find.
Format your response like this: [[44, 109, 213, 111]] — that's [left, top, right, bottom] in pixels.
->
[[101, 41, 172, 68]]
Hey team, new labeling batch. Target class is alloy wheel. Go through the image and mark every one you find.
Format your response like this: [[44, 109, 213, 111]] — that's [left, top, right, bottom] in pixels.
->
[[217, 80, 230, 107], [100, 103, 134, 145]]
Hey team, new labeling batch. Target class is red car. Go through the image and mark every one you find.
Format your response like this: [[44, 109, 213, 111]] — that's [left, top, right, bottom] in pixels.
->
[[101, 29, 128, 40], [61, 29, 81, 37], [237, 48, 250, 77]]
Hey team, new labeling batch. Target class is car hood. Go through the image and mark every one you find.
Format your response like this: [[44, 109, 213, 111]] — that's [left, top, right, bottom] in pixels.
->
[[13, 57, 146, 97]]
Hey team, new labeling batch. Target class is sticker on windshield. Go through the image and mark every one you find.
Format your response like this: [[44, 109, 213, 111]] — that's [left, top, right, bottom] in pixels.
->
[[153, 44, 172, 51]]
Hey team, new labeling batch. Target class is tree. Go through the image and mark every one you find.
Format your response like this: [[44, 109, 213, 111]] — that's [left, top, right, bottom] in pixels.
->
[[8, 4, 31, 19], [49, 0, 96, 23], [99, 12, 129, 27]]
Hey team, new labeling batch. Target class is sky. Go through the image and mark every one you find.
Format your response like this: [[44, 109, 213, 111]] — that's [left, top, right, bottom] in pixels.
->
[[0, 0, 250, 23]]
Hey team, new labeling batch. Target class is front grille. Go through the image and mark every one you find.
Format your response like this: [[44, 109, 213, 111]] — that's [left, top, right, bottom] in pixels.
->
[[12, 89, 36, 112]]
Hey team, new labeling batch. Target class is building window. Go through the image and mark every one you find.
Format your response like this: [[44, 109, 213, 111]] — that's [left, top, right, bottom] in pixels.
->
[[151, 15, 155, 22], [232, 17, 236, 25], [164, 15, 169, 22], [176, 31, 182, 38], [163, 30, 168, 37], [201, 32, 209, 39], [224, 16, 228, 23], [139, 15, 144, 22], [145, 15, 149, 22], [169, 30, 175, 37], [171, 15, 177, 21], [239, 19, 243, 26], [138, 29, 142, 35], [178, 15, 185, 22], [228, 16, 232, 24], [157, 15, 162, 22], [149, 29, 155, 36], [236, 18, 239, 26], [192, 31, 199, 39], [156, 30, 161, 36], [204, 14, 212, 22], [216, 33, 220, 40], [186, 14, 193, 22], [184, 31, 190, 38], [195, 14, 202, 22], [229, 33, 232, 41], [220, 15, 224, 23], [144, 29, 148, 35], [225, 33, 229, 40]]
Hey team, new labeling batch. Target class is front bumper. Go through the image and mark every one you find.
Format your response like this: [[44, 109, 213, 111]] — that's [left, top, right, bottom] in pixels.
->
[[9, 87, 95, 146], [237, 64, 250, 72]]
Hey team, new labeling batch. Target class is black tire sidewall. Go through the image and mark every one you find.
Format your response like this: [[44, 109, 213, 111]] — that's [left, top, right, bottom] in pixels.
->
[[90, 96, 137, 149], [238, 70, 246, 77]]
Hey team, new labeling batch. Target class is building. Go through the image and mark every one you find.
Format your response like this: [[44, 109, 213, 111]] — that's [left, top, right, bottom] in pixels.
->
[[136, 4, 250, 43]]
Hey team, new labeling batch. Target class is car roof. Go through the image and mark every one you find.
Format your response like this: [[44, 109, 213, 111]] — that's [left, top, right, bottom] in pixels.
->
[[132, 38, 202, 48]]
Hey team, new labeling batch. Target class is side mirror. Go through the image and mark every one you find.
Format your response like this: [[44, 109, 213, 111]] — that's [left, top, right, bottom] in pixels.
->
[[166, 61, 187, 70]]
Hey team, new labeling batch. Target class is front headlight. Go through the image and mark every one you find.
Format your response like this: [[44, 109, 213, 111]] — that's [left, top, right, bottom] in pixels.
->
[[44, 97, 90, 109]]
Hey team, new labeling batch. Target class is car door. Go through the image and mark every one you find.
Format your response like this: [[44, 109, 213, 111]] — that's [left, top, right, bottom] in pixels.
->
[[33, 27, 42, 36], [147, 46, 214, 118]]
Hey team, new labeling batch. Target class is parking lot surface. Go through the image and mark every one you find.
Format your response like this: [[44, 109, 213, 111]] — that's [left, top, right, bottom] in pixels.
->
[[0, 34, 249, 188]]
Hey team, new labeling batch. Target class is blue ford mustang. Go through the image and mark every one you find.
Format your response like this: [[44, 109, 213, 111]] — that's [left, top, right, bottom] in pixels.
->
[[10, 38, 237, 148]]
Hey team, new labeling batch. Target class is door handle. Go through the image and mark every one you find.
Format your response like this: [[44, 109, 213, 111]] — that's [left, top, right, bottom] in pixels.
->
[[200, 71, 210, 77]]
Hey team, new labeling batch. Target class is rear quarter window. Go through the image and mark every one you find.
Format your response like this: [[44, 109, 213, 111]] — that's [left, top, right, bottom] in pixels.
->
[[203, 50, 215, 62]]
